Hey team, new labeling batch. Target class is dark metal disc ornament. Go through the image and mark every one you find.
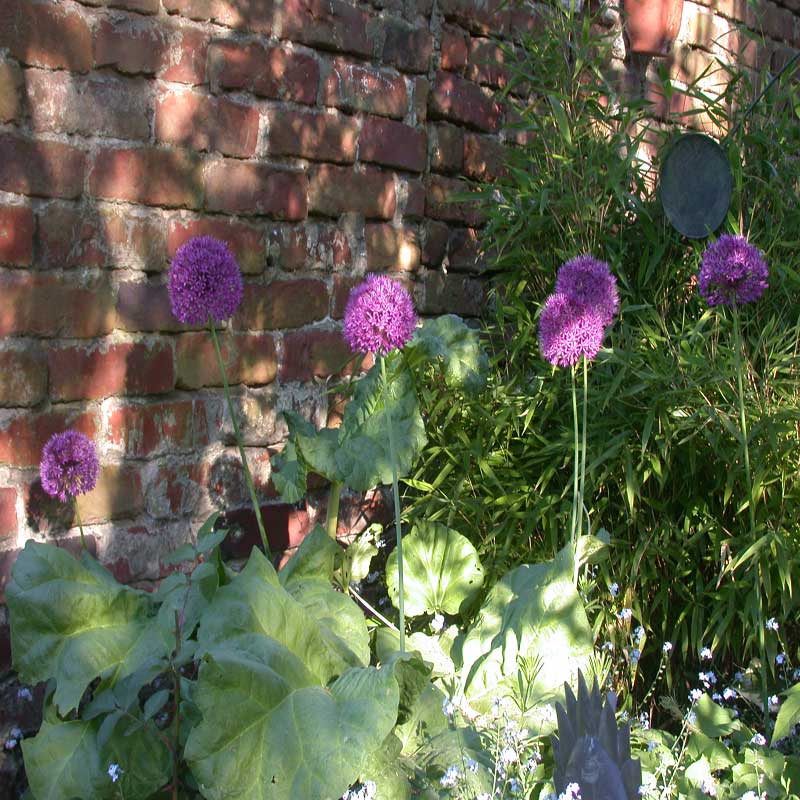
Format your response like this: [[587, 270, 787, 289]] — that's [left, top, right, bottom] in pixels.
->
[[659, 132, 733, 238]]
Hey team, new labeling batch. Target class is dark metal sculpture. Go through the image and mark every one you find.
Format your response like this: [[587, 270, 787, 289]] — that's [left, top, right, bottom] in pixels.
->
[[551, 672, 642, 800]]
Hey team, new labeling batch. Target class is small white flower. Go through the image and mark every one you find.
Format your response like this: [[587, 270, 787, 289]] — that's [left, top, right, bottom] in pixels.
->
[[431, 612, 445, 633], [689, 688, 703, 703], [633, 625, 645, 643], [559, 782, 582, 800], [609, 582, 619, 597], [701, 775, 717, 796], [465, 757, 478, 773], [765, 617, 779, 631], [617, 607, 633, 621], [687, 711, 697, 725], [662, 641, 673, 654], [107, 763, 122, 783], [723, 686, 737, 700], [769, 694, 780, 709], [361, 781, 377, 800], [740, 792, 760, 800], [700, 646, 713, 661], [4, 738, 18, 751], [602, 641, 614, 652], [440, 765, 460, 788], [16, 687, 33, 701], [499, 746, 518, 765], [699, 670, 717, 688], [749, 733, 767, 746], [638, 712, 649, 730]]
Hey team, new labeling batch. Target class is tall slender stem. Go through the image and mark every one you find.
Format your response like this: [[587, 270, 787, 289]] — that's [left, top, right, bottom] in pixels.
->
[[579, 355, 589, 538], [74, 501, 86, 552], [326, 481, 342, 540], [570, 364, 580, 549], [209, 321, 271, 558], [381, 355, 405, 654]]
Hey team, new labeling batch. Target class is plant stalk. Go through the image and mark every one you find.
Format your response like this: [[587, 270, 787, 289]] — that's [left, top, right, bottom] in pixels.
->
[[209, 321, 271, 558], [74, 501, 86, 552], [570, 364, 580, 550], [381, 355, 405, 654], [326, 481, 342, 540], [579, 354, 589, 538]]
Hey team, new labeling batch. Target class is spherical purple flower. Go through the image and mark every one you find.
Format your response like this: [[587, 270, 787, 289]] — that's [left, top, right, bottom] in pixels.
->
[[40, 431, 100, 503], [538, 292, 605, 367], [698, 235, 768, 306], [555, 254, 619, 327], [168, 236, 243, 324], [343, 274, 417, 355]]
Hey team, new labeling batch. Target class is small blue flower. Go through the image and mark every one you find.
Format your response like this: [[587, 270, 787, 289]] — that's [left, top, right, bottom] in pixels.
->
[[700, 646, 713, 661], [609, 582, 620, 597], [765, 617, 779, 631], [107, 764, 122, 783], [630, 648, 641, 665], [617, 608, 633, 622], [723, 687, 737, 701], [749, 733, 767, 746], [776, 653, 786, 665], [440, 765, 460, 788], [689, 688, 703, 703], [633, 625, 645, 643], [662, 641, 673, 654]]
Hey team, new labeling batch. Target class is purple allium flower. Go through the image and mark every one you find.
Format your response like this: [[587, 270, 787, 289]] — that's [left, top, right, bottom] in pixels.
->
[[343, 274, 417, 355], [698, 235, 768, 306], [168, 236, 243, 324], [538, 293, 605, 367], [555, 254, 619, 326], [40, 431, 100, 503]]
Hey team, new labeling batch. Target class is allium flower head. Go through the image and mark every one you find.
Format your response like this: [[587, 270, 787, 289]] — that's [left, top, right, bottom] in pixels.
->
[[538, 293, 605, 367], [343, 274, 417, 355], [40, 431, 99, 503], [698, 235, 768, 306], [168, 236, 243, 324], [556, 255, 619, 326]]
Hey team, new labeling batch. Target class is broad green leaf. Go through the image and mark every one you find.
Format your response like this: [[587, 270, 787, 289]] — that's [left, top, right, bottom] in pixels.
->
[[383, 651, 432, 724], [271, 439, 309, 504], [7, 541, 163, 714], [341, 528, 380, 586], [411, 315, 489, 392], [694, 693, 738, 738], [386, 522, 484, 616], [186, 640, 399, 800], [359, 735, 413, 800], [686, 731, 735, 771], [772, 682, 800, 744], [279, 525, 340, 587], [457, 545, 593, 730], [417, 727, 494, 795], [156, 560, 219, 650], [407, 631, 456, 678], [393, 682, 449, 755]]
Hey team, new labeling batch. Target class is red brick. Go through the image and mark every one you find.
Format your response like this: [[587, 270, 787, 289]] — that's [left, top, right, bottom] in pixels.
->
[[311, 226, 352, 270], [0, 410, 97, 468], [0, 206, 34, 267], [49, 341, 175, 402], [145, 461, 204, 518], [280, 329, 358, 382], [38, 204, 102, 270], [463, 133, 508, 180], [176, 331, 277, 388], [236, 279, 328, 329], [26, 70, 151, 141], [332, 274, 361, 318], [426, 175, 484, 226], [100, 209, 168, 272], [75, 464, 145, 524], [116, 279, 196, 333], [421, 219, 449, 265], [168, 217, 265, 275], [441, 26, 469, 71], [0, 273, 115, 338], [0, 488, 16, 540], [0, 59, 22, 123], [209, 41, 319, 104], [164, 0, 273, 31], [467, 38, 510, 88], [0, 133, 86, 200], [267, 110, 358, 163], [422, 271, 484, 316], [93, 16, 168, 75], [429, 71, 502, 132], [414, 76, 430, 123], [0, 0, 93, 72], [308, 165, 396, 219], [359, 117, 427, 173], [438, 0, 510, 35], [431, 123, 464, 173], [107, 400, 207, 457], [0, 349, 48, 407], [205, 160, 308, 220], [383, 21, 434, 73], [761, 3, 793, 42], [81, 0, 161, 12], [161, 25, 209, 84], [323, 59, 408, 119], [156, 91, 259, 157], [404, 180, 426, 219], [448, 227, 484, 272], [280, 0, 374, 57], [365, 223, 420, 271], [267, 226, 307, 270], [89, 147, 203, 209]]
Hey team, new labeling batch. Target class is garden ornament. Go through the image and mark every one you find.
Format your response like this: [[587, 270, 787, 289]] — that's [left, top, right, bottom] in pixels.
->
[[551, 671, 642, 800]]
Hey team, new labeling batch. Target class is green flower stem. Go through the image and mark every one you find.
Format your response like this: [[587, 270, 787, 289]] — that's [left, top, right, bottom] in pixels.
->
[[348, 585, 401, 633], [209, 321, 271, 559], [381, 354, 405, 654], [326, 481, 342, 540], [74, 501, 86, 552], [570, 364, 580, 551], [579, 355, 589, 538]]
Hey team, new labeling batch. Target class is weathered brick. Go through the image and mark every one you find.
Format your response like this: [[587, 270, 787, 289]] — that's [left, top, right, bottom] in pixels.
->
[[404, 179, 426, 219], [26, 70, 151, 141], [323, 59, 408, 118], [463, 133, 508, 180], [426, 175, 484, 226], [80, 0, 161, 13], [38, 205, 105, 269], [0, 349, 48, 407], [90, 147, 203, 209], [116, 279, 196, 333], [760, 2, 793, 42], [359, 117, 427, 172], [107, 399, 207, 457], [441, 25, 469, 71], [413, 77, 430, 123], [0, 134, 86, 200], [279, 0, 374, 57], [267, 110, 358, 163], [422, 271, 484, 316], [94, 16, 168, 75], [429, 71, 502, 132], [75, 465, 145, 524], [49, 341, 176, 401], [176, 331, 277, 388], [431, 123, 464, 173], [467, 38, 510, 87], [365, 223, 420, 271], [383, 20, 434, 73], [448, 227, 484, 272], [237, 279, 328, 329], [0, 410, 97, 468], [267, 226, 308, 270], [438, 0, 510, 36], [145, 461, 204, 519], [164, 0, 273, 32], [0, 488, 16, 540], [0, 273, 115, 338], [0, 59, 22, 123], [0, 206, 34, 267], [267, 224, 351, 272], [155, 91, 260, 157], [280, 329, 357, 382], [0, 0, 93, 72], [101, 209, 168, 272], [209, 41, 319, 104], [205, 160, 308, 220], [332, 274, 361, 318], [168, 217, 265, 275], [421, 219, 449, 265], [161, 25, 209, 84], [308, 165, 396, 219]]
